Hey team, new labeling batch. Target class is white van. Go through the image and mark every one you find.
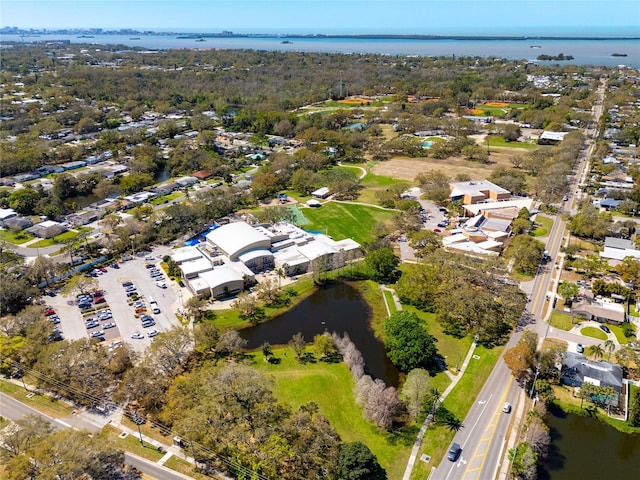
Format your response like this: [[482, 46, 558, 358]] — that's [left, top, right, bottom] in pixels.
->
[[148, 296, 161, 314]]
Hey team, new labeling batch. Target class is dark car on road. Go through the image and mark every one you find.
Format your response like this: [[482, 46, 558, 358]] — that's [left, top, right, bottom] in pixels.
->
[[447, 442, 462, 461], [600, 324, 611, 334]]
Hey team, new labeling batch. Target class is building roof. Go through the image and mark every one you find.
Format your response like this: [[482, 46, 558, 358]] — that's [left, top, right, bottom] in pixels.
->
[[298, 239, 338, 261], [0, 208, 17, 220], [206, 221, 271, 260], [238, 249, 274, 263], [312, 186, 330, 197], [601, 236, 640, 261], [171, 246, 205, 264], [180, 258, 213, 277], [562, 352, 623, 392], [449, 180, 510, 198], [187, 277, 211, 294], [200, 267, 245, 289], [604, 237, 635, 249], [539, 131, 569, 142], [464, 198, 534, 216]]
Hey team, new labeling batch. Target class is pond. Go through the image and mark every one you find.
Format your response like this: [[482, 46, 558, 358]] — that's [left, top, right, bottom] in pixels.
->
[[240, 282, 400, 386], [539, 406, 640, 479]]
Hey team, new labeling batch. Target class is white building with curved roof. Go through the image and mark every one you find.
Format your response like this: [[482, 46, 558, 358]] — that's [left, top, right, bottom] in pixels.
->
[[205, 222, 271, 260]]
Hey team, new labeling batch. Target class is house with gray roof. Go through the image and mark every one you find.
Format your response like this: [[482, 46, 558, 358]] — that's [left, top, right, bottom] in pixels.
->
[[561, 352, 623, 407], [601, 236, 640, 261]]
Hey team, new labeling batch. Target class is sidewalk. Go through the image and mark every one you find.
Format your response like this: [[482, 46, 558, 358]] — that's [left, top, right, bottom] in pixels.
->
[[402, 339, 478, 480]]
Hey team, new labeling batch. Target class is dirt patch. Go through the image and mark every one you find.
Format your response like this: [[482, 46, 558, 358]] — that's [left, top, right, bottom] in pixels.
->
[[485, 102, 510, 107], [371, 150, 518, 181]]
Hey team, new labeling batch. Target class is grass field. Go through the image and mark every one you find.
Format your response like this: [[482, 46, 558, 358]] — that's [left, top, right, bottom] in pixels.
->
[[150, 191, 182, 205], [254, 348, 415, 480], [610, 324, 632, 344], [0, 379, 75, 418], [28, 230, 81, 248], [580, 326, 608, 341], [549, 311, 575, 331], [301, 201, 396, 245], [0, 228, 34, 244], [531, 215, 554, 237]]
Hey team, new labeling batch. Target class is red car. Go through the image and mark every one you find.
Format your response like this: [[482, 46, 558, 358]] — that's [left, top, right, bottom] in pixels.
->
[[93, 296, 106, 304], [44, 308, 56, 316], [99, 267, 107, 273]]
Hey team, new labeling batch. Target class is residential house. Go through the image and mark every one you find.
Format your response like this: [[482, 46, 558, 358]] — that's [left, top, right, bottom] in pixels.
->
[[27, 220, 67, 239], [560, 352, 623, 407], [600, 236, 640, 261], [571, 290, 626, 324]]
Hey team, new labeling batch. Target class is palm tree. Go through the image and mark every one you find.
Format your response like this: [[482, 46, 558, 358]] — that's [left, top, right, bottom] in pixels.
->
[[604, 339, 615, 361], [587, 343, 604, 361]]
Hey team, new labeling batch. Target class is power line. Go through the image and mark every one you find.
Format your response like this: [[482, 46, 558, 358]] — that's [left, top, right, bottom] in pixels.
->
[[2, 356, 272, 480]]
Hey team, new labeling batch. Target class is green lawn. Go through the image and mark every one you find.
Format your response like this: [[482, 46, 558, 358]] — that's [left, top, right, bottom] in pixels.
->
[[0, 379, 75, 418], [357, 168, 407, 205], [301, 201, 396, 245], [530, 215, 554, 237], [609, 324, 631, 345], [580, 326, 608, 341], [383, 289, 397, 315], [487, 137, 538, 149], [0, 228, 34, 244], [549, 311, 575, 331], [254, 348, 414, 480], [28, 230, 80, 248], [150, 191, 183, 205]]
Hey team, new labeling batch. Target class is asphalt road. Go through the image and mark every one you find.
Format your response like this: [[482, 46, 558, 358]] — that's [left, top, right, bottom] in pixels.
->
[[431, 78, 607, 480], [0, 391, 192, 480]]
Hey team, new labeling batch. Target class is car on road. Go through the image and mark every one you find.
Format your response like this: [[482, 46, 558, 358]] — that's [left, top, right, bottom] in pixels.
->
[[131, 332, 144, 339], [447, 442, 462, 461], [147, 329, 160, 337], [122, 281, 133, 287], [600, 324, 611, 334], [155, 281, 167, 288], [502, 402, 512, 413], [141, 320, 156, 328], [103, 322, 117, 329], [145, 256, 154, 261], [90, 330, 105, 338], [576, 343, 584, 353]]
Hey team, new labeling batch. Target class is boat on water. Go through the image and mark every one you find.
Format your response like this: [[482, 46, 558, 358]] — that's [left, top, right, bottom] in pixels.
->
[[129, 37, 141, 40], [281, 40, 293, 44], [77, 35, 94, 38], [196, 38, 206, 42], [530, 45, 541, 48], [611, 53, 628, 57]]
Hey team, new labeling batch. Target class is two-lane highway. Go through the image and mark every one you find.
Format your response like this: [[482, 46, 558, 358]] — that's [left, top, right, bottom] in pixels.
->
[[431, 77, 607, 480]]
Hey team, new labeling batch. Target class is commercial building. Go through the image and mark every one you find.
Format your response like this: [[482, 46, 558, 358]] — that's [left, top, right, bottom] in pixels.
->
[[173, 221, 360, 298]]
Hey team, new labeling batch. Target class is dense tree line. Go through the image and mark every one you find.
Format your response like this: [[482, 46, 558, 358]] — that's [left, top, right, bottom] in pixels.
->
[[395, 250, 526, 346]]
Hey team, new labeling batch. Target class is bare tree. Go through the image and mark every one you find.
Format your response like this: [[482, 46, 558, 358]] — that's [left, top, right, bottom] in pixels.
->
[[215, 330, 247, 357]]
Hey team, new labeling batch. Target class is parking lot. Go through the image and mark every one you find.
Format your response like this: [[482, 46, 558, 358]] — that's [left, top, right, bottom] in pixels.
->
[[45, 245, 184, 353]]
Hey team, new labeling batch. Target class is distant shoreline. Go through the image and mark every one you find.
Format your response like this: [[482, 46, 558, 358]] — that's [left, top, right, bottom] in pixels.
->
[[2, 29, 640, 42]]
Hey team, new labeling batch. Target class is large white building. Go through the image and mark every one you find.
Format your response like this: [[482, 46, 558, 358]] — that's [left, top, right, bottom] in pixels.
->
[[172, 221, 361, 297]]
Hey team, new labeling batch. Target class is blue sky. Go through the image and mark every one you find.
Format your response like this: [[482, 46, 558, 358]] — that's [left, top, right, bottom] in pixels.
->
[[2, 0, 639, 35]]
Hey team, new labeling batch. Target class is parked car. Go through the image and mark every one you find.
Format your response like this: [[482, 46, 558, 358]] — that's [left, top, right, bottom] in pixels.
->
[[93, 296, 106, 304], [131, 332, 144, 339], [141, 320, 156, 328], [155, 281, 167, 288], [502, 402, 512, 413], [576, 343, 584, 353], [133, 301, 146, 308], [126, 291, 138, 298], [90, 330, 105, 338], [85, 321, 99, 329], [79, 303, 92, 310], [145, 256, 154, 261], [122, 281, 133, 287], [99, 267, 107, 273], [103, 322, 116, 329], [49, 316, 60, 324], [140, 315, 154, 322], [147, 329, 160, 337], [44, 308, 56, 316], [447, 443, 462, 461], [135, 307, 147, 314], [145, 264, 155, 269], [600, 324, 611, 334]]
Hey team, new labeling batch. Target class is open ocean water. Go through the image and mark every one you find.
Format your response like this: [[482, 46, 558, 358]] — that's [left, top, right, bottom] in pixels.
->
[[2, 33, 639, 68]]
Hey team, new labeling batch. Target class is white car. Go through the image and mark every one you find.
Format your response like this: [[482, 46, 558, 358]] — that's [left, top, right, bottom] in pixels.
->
[[103, 322, 117, 329], [131, 332, 144, 339], [155, 281, 167, 288], [90, 330, 105, 338], [147, 329, 160, 337]]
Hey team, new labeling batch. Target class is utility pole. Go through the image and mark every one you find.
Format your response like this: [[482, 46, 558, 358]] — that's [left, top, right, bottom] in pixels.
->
[[132, 410, 144, 445]]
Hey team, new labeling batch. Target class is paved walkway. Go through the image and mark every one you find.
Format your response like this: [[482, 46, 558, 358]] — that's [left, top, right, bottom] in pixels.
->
[[402, 339, 478, 480]]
